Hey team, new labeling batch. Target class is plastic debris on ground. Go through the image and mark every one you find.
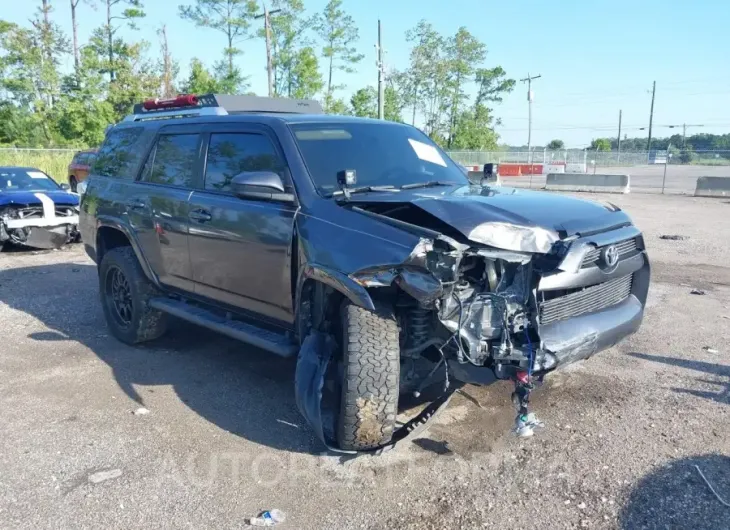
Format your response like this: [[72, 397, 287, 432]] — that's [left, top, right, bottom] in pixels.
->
[[659, 234, 688, 241], [88, 468, 123, 484], [512, 412, 544, 438], [248, 509, 286, 527], [690, 289, 706, 295], [702, 346, 719, 354], [132, 407, 150, 416]]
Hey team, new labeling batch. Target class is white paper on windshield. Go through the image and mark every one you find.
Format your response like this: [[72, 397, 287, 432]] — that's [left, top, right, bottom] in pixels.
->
[[27, 171, 49, 179], [408, 138, 447, 167]]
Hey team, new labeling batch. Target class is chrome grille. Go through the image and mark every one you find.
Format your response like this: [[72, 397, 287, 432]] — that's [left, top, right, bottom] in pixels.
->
[[581, 238, 637, 268], [539, 274, 633, 324]]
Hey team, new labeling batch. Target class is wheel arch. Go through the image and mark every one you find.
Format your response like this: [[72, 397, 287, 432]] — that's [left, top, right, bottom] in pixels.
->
[[95, 219, 159, 287]]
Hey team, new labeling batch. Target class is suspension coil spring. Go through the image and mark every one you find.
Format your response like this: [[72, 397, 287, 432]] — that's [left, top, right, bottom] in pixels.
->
[[408, 307, 430, 349]]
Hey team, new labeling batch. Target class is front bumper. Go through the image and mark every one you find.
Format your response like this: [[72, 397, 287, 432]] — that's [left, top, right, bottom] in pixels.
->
[[539, 294, 643, 368], [3, 215, 79, 229], [451, 228, 650, 385]]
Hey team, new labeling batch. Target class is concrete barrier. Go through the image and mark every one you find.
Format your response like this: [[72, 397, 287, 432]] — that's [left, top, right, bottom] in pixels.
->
[[565, 163, 587, 173], [545, 173, 630, 194], [694, 176, 730, 197]]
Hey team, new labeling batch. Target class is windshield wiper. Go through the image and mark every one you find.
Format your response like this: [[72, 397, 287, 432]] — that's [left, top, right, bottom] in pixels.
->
[[331, 185, 399, 197], [399, 180, 459, 190]]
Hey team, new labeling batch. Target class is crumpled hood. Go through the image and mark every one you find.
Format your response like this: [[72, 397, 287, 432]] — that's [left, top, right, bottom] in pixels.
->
[[349, 185, 632, 253], [0, 190, 79, 207]]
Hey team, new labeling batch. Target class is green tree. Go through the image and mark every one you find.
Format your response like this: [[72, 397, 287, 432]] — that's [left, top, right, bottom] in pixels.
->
[[289, 47, 323, 99], [405, 21, 449, 138], [591, 138, 612, 151], [474, 66, 515, 107], [314, 0, 363, 107], [547, 139, 564, 150], [0, 12, 70, 145], [262, 0, 321, 98], [181, 58, 221, 94], [179, 0, 258, 92], [350, 87, 377, 118], [450, 104, 499, 150], [56, 48, 116, 146], [445, 27, 486, 148], [324, 95, 349, 115], [101, 0, 145, 81]]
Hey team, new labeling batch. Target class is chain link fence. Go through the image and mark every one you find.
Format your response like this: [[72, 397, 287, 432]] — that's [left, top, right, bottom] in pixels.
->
[[446, 150, 730, 195]]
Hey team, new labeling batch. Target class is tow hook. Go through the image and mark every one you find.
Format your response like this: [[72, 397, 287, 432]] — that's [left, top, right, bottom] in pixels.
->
[[511, 370, 545, 437]]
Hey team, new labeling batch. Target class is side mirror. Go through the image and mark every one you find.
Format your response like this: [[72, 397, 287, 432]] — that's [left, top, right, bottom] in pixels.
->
[[230, 171, 293, 202], [60, 183, 71, 191]]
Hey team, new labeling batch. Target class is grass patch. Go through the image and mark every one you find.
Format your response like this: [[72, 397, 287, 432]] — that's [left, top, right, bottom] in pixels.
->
[[0, 150, 75, 184]]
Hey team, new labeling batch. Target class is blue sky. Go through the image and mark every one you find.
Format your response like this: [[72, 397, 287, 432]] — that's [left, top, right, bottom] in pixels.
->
[[4, 0, 730, 147]]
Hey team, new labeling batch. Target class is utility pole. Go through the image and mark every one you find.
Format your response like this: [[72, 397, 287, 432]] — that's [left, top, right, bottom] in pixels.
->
[[647, 80, 656, 151], [255, 6, 282, 98], [520, 73, 542, 165], [376, 19, 385, 120], [667, 123, 704, 147], [617, 109, 622, 163]]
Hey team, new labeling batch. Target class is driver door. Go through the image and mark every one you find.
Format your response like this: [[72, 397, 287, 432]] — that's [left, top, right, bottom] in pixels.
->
[[187, 125, 297, 325]]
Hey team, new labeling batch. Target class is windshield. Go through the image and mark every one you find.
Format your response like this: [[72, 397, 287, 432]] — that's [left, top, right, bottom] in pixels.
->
[[290, 122, 469, 196], [0, 169, 61, 192]]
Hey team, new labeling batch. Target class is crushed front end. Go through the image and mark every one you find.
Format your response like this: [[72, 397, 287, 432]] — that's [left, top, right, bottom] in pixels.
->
[[0, 203, 80, 249], [351, 208, 650, 437]]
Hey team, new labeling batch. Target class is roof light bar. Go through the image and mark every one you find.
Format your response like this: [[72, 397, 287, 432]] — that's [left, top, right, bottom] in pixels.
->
[[142, 95, 199, 111]]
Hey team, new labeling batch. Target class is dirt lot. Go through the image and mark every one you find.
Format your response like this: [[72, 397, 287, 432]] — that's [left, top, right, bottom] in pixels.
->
[[1, 193, 728, 529]]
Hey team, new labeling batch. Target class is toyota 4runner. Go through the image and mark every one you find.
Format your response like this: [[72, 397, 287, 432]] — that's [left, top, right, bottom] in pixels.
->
[[80, 94, 650, 452]]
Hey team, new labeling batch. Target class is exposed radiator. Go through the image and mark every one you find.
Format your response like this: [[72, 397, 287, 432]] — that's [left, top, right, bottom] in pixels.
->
[[539, 274, 633, 325]]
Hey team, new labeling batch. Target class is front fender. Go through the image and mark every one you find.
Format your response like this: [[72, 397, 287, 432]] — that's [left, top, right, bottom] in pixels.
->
[[297, 263, 375, 312]]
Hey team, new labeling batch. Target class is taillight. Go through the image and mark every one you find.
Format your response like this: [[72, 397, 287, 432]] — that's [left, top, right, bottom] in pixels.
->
[[142, 94, 199, 110]]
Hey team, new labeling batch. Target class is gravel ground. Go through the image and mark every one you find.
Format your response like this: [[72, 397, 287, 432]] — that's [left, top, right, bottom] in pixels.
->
[[0, 193, 728, 529]]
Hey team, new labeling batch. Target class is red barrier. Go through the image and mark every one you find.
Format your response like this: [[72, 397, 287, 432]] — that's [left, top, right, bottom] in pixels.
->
[[498, 164, 522, 176], [496, 163, 544, 176]]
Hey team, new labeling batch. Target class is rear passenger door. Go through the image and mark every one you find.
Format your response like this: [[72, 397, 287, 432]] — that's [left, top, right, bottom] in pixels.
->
[[129, 126, 203, 292], [187, 125, 297, 324]]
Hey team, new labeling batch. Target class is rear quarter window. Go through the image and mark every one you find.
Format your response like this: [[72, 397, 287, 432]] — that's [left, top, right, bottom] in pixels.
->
[[92, 127, 148, 179]]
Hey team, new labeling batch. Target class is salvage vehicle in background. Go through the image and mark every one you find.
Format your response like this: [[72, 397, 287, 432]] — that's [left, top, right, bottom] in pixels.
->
[[79, 94, 650, 452], [67, 149, 97, 192], [0, 166, 80, 249]]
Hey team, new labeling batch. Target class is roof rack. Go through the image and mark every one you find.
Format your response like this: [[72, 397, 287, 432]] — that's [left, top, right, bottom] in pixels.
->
[[123, 93, 324, 122]]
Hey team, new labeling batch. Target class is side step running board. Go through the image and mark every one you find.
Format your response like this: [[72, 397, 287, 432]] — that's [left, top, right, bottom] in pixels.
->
[[148, 298, 298, 358]]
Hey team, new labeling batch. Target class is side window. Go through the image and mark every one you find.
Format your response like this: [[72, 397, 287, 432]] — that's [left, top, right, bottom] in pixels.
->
[[204, 133, 286, 193], [92, 127, 145, 179], [142, 134, 200, 188]]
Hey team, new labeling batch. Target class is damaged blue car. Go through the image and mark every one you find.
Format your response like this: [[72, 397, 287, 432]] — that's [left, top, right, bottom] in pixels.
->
[[0, 166, 81, 250]]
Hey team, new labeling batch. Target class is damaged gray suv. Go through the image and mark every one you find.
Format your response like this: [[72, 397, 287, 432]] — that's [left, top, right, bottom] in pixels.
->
[[80, 94, 650, 452]]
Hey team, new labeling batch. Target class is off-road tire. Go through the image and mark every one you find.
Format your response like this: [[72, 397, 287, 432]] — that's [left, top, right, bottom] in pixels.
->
[[337, 301, 400, 451], [99, 246, 168, 344]]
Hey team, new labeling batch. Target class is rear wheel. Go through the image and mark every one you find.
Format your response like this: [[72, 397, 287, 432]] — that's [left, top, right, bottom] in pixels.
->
[[99, 246, 168, 344], [337, 301, 400, 451]]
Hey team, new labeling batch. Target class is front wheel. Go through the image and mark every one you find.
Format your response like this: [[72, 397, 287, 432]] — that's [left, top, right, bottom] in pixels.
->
[[99, 246, 168, 345], [337, 301, 400, 451]]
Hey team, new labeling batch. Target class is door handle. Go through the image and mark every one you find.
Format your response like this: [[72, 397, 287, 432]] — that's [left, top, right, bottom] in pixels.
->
[[189, 209, 212, 222], [126, 199, 147, 210]]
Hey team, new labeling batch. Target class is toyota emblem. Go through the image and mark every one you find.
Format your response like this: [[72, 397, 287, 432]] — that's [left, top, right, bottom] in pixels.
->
[[602, 245, 620, 268]]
